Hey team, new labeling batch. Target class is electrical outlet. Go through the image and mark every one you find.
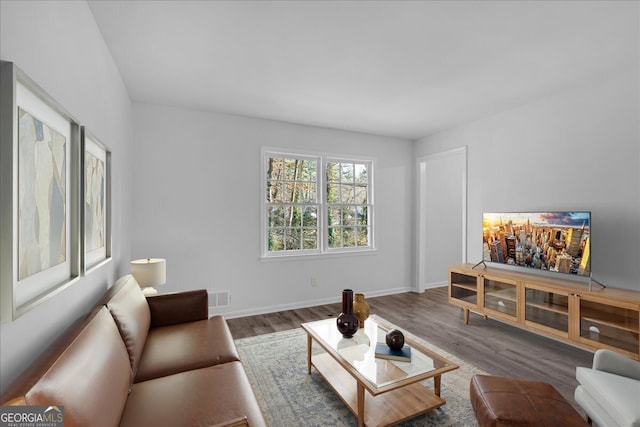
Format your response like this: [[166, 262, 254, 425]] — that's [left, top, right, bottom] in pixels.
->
[[310, 277, 318, 287]]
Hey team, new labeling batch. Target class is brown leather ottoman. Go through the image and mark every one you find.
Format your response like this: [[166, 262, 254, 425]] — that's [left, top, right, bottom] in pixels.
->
[[470, 374, 588, 427]]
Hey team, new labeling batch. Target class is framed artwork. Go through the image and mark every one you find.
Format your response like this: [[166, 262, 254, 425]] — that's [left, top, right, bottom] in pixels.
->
[[82, 127, 111, 273], [0, 61, 81, 323]]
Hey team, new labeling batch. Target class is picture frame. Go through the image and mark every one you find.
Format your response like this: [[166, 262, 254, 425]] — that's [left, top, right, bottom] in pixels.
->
[[0, 61, 81, 323], [81, 127, 111, 273]]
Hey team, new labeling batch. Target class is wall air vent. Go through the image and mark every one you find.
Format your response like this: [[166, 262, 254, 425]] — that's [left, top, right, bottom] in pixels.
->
[[208, 291, 230, 307]]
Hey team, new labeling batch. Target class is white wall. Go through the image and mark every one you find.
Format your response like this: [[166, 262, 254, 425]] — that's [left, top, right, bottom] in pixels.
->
[[415, 66, 640, 291], [0, 1, 133, 394], [132, 103, 414, 316], [1, 0, 636, 400]]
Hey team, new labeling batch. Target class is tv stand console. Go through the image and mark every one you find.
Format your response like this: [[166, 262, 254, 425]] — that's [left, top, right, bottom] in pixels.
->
[[448, 263, 640, 360]]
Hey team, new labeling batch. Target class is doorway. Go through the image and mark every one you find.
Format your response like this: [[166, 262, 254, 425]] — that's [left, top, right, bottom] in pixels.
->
[[416, 146, 467, 291]]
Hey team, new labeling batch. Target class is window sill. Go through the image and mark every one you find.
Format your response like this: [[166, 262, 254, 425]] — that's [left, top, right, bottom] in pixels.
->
[[259, 248, 379, 262]]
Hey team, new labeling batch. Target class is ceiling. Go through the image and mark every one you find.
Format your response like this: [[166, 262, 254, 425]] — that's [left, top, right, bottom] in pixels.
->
[[87, 1, 639, 140]]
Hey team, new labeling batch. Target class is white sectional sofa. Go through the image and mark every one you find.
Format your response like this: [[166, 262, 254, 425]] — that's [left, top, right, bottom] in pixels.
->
[[575, 349, 640, 427]]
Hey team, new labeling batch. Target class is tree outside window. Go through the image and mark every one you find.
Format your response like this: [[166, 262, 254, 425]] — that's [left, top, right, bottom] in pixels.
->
[[263, 150, 373, 257], [326, 161, 370, 249]]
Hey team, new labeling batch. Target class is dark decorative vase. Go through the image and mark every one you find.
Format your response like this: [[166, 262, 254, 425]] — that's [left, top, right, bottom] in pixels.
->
[[336, 289, 359, 338], [386, 329, 405, 350]]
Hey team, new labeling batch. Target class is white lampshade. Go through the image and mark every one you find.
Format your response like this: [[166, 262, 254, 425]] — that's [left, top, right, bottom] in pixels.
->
[[130, 258, 166, 288]]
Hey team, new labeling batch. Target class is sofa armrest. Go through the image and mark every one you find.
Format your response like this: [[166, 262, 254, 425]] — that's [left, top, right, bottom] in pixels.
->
[[146, 289, 209, 327], [592, 349, 640, 381], [210, 416, 249, 427]]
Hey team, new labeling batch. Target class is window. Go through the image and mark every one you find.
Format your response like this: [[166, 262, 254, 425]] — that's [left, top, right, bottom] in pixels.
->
[[326, 161, 370, 249], [263, 149, 373, 257], [265, 155, 319, 252]]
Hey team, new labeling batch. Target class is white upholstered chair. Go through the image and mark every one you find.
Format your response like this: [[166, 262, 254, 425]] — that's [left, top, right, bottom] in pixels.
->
[[575, 349, 640, 427]]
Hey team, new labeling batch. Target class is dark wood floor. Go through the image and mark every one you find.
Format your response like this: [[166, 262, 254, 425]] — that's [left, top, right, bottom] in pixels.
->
[[227, 286, 594, 405]]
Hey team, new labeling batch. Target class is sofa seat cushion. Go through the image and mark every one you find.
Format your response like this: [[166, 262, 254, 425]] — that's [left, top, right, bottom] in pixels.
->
[[575, 385, 620, 427], [25, 308, 131, 427], [576, 366, 640, 427], [134, 315, 240, 382], [121, 362, 267, 427], [107, 275, 151, 376]]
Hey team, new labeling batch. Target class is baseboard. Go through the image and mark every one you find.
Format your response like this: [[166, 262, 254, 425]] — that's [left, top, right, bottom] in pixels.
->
[[419, 281, 448, 293], [215, 286, 414, 319]]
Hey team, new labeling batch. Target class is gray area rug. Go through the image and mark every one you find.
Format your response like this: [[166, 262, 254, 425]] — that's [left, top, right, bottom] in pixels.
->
[[235, 320, 484, 426]]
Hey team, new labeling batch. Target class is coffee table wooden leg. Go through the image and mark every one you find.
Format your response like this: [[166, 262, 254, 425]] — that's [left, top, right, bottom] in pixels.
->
[[357, 382, 365, 427], [434, 375, 441, 397], [463, 308, 469, 324], [306, 334, 312, 374]]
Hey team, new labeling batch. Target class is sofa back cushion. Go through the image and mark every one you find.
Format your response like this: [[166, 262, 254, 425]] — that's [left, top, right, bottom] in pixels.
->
[[25, 308, 131, 427], [107, 275, 151, 375]]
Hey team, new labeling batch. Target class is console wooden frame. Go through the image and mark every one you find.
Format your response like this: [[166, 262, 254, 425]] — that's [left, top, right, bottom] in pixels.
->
[[448, 263, 640, 360]]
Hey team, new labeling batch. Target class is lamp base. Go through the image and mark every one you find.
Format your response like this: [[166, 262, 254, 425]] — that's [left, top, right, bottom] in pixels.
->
[[141, 287, 158, 296]]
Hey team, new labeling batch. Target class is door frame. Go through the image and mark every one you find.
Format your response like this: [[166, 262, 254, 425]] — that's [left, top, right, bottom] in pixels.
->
[[416, 146, 467, 292]]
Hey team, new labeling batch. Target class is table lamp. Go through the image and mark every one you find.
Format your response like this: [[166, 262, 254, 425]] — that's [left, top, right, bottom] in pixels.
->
[[130, 258, 166, 296]]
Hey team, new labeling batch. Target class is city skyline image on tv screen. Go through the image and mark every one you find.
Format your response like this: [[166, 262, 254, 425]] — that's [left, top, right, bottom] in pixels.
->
[[482, 212, 591, 276]]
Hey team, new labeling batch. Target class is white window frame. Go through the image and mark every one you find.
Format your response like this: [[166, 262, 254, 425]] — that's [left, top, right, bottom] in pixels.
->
[[261, 147, 375, 259]]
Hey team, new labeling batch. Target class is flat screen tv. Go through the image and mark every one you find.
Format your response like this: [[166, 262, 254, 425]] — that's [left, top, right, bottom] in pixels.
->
[[482, 212, 591, 277]]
